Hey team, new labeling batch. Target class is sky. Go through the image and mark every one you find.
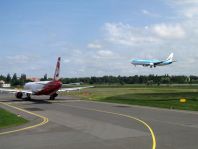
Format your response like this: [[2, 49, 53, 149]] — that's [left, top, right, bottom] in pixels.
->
[[0, 0, 198, 78]]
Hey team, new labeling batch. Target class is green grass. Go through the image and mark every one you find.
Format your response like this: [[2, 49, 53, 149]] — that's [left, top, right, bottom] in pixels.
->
[[61, 85, 198, 111], [0, 108, 28, 129]]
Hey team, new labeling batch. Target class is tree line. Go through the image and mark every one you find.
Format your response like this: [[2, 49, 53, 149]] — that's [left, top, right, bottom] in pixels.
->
[[1, 74, 198, 86], [0, 73, 30, 86], [60, 75, 198, 85]]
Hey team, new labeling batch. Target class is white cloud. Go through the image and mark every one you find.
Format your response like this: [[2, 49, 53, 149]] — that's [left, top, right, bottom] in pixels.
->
[[6, 55, 32, 64], [97, 50, 114, 58], [183, 7, 198, 18], [63, 59, 71, 63], [0, 54, 48, 76], [172, 0, 198, 5], [151, 23, 185, 39], [141, 9, 160, 17], [142, 9, 150, 15], [104, 22, 186, 47], [170, 0, 198, 18], [87, 43, 102, 49], [104, 22, 159, 46]]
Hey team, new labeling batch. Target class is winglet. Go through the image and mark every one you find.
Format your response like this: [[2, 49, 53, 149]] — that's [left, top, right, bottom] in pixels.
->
[[54, 57, 61, 81]]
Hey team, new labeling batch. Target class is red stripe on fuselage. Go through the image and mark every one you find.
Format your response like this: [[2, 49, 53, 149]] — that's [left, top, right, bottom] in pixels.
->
[[35, 80, 62, 95]]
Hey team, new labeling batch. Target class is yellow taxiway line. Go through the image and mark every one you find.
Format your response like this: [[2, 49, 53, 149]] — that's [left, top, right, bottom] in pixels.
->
[[0, 102, 48, 135], [58, 103, 157, 149]]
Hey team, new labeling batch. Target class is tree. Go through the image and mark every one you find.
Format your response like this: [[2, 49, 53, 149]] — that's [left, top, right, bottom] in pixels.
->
[[11, 73, 20, 86], [0, 75, 6, 82], [161, 76, 170, 84], [44, 74, 47, 80], [40, 74, 48, 81], [6, 73, 11, 83], [146, 80, 153, 86], [20, 74, 27, 85]]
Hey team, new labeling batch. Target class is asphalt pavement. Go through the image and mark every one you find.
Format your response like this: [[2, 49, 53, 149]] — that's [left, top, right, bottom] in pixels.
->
[[0, 94, 198, 149]]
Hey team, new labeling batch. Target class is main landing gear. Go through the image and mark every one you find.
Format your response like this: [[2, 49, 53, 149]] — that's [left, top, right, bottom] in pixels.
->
[[150, 65, 156, 68], [26, 93, 31, 100], [49, 93, 58, 100], [15, 92, 31, 100]]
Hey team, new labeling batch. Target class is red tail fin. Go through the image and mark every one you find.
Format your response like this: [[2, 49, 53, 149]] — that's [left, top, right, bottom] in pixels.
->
[[54, 57, 61, 81]]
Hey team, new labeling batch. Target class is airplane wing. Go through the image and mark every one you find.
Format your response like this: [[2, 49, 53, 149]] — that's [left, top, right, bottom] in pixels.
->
[[58, 86, 94, 92], [63, 82, 83, 86], [138, 61, 163, 67], [153, 61, 164, 66], [0, 88, 33, 94]]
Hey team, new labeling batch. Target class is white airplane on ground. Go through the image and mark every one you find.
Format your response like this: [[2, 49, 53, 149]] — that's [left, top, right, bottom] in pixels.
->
[[131, 53, 176, 68], [0, 57, 93, 100]]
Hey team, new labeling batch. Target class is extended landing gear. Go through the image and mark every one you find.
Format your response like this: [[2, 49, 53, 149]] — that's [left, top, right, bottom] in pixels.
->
[[15, 92, 23, 99], [150, 65, 156, 68], [26, 93, 31, 100], [15, 92, 32, 100], [49, 93, 58, 100]]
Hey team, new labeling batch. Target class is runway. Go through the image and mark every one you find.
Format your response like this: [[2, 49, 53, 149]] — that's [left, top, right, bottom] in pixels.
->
[[0, 94, 198, 149]]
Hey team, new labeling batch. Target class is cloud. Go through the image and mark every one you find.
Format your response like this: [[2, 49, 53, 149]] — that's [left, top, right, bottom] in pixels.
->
[[151, 23, 185, 39], [0, 54, 50, 77], [104, 22, 186, 47], [6, 55, 32, 64], [87, 43, 102, 49], [141, 9, 160, 17], [172, 0, 198, 5], [63, 59, 71, 63], [104, 22, 159, 46], [183, 7, 198, 18], [170, 0, 198, 18], [97, 50, 114, 58]]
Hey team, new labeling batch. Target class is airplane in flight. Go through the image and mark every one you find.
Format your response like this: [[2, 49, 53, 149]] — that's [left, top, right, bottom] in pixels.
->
[[0, 57, 93, 100], [131, 53, 176, 68]]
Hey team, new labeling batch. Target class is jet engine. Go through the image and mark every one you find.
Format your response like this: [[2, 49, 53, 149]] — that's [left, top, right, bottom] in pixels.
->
[[149, 63, 154, 68]]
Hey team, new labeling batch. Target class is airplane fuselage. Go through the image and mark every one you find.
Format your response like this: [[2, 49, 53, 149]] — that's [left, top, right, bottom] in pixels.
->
[[132, 59, 160, 66], [131, 53, 175, 68], [24, 80, 62, 95], [131, 59, 173, 67]]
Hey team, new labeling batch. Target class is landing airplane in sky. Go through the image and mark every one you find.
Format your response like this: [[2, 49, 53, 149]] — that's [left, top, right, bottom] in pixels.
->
[[131, 53, 175, 68], [0, 57, 93, 100]]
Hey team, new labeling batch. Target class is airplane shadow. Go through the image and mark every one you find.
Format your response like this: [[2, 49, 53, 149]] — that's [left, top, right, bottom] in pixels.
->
[[26, 98, 52, 104], [0, 98, 52, 104]]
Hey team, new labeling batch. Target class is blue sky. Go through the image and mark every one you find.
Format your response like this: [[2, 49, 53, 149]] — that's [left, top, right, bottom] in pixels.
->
[[0, 0, 198, 78]]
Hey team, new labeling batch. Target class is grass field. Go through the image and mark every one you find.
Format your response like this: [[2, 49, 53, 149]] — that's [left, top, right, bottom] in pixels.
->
[[61, 85, 198, 111], [0, 108, 28, 129]]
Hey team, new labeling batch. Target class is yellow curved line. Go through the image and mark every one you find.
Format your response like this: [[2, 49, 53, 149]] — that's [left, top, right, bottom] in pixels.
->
[[0, 102, 49, 135], [58, 104, 156, 149]]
